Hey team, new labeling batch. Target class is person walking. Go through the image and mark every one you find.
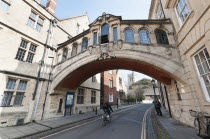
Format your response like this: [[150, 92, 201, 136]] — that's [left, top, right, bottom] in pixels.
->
[[153, 97, 162, 116]]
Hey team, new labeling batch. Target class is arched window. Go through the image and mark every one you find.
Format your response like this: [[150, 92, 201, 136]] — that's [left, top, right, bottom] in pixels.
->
[[62, 48, 68, 61], [155, 29, 169, 45], [81, 38, 88, 52], [139, 29, 151, 44], [71, 44, 78, 56], [125, 29, 134, 43], [101, 24, 109, 44]]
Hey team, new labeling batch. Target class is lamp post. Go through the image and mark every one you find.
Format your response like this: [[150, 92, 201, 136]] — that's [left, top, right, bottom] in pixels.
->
[[151, 79, 157, 98]]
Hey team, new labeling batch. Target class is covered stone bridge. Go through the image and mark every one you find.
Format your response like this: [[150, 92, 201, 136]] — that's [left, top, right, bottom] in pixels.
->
[[50, 13, 186, 94]]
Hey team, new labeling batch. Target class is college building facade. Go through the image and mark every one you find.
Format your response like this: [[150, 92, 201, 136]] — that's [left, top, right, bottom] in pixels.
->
[[150, 0, 210, 126]]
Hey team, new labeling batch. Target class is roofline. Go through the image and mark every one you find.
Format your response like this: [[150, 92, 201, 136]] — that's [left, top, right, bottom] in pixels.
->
[[59, 14, 88, 21], [148, 0, 156, 19], [121, 18, 171, 24], [58, 29, 90, 49]]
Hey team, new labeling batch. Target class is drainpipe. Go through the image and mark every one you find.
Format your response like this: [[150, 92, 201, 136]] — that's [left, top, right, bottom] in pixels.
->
[[32, 19, 54, 121], [41, 20, 57, 120]]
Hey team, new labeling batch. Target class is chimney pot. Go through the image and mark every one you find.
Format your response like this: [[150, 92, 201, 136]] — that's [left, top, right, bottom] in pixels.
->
[[46, 0, 57, 15]]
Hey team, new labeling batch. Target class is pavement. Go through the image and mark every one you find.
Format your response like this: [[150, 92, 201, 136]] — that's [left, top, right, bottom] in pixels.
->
[[155, 107, 203, 139], [0, 104, 138, 139]]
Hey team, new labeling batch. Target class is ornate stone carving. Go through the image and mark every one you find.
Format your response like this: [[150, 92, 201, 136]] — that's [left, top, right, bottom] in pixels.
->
[[89, 46, 93, 54], [117, 40, 123, 49], [165, 48, 172, 55], [97, 44, 116, 60]]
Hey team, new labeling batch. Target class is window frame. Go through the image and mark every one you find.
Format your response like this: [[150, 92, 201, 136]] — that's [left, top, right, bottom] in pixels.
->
[[155, 29, 169, 45], [109, 93, 113, 103], [71, 43, 78, 57], [15, 39, 38, 63], [113, 27, 118, 43], [0, 0, 12, 13], [81, 38, 88, 52], [27, 10, 45, 32], [193, 48, 210, 102], [93, 32, 97, 46], [109, 80, 113, 88], [156, 3, 163, 19], [124, 29, 135, 43], [139, 29, 151, 44], [77, 88, 84, 104], [1, 78, 27, 107], [62, 48, 68, 61], [175, 0, 190, 25], [91, 90, 96, 104]]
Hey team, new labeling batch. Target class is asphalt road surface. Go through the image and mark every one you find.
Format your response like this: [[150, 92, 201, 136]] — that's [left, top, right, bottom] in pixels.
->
[[42, 104, 153, 139]]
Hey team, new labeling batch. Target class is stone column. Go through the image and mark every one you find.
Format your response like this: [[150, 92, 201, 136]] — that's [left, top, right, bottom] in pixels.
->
[[117, 23, 121, 41], [109, 24, 113, 42], [150, 31, 157, 44]]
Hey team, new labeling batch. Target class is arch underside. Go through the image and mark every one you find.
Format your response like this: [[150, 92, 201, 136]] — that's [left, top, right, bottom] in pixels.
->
[[55, 58, 176, 90]]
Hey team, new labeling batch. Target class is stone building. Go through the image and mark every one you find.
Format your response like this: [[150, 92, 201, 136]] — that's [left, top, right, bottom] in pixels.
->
[[149, 0, 210, 126], [0, 0, 97, 127], [116, 70, 128, 104], [127, 71, 139, 89], [101, 70, 118, 106]]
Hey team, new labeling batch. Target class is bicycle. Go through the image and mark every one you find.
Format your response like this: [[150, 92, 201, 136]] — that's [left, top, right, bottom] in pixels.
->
[[189, 110, 210, 137], [102, 110, 112, 126]]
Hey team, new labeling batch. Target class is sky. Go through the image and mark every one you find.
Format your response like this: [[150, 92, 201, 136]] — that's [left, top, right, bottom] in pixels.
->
[[41, 0, 152, 84]]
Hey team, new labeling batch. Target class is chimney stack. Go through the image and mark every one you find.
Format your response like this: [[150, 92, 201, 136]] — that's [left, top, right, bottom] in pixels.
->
[[46, 0, 57, 15]]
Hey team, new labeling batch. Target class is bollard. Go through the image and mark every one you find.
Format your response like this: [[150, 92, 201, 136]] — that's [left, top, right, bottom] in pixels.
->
[[95, 107, 97, 115]]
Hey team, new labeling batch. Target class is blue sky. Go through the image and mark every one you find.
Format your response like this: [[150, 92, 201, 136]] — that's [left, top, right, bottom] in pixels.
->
[[41, 0, 152, 83], [41, 0, 152, 22]]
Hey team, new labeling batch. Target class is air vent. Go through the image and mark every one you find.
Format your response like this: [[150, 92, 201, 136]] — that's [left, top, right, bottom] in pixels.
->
[[16, 118, 24, 126]]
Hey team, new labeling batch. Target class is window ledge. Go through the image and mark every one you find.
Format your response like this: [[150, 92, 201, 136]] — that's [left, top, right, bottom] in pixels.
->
[[177, 11, 195, 34]]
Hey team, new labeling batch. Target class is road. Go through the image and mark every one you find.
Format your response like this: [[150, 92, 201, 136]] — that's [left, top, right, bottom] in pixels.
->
[[42, 104, 153, 139]]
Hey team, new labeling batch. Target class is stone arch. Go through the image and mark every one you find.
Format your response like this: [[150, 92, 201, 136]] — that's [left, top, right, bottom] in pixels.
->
[[123, 26, 136, 33], [51, 45, 186, 94]]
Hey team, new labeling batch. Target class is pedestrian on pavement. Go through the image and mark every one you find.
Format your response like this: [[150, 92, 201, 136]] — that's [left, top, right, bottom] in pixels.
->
[[152, 97, 162, 116]]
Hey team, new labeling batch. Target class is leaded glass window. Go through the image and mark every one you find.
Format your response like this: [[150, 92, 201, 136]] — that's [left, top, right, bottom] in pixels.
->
[[1, 92, 13, 106], [176, 0, 189, 23], [155, 29, 169, 45], [194, 48, 210, 100], [0, 0, 11, 13], [93, 32, 97, 46], [101, 24, 109, 44], [6, 79, 16, 89], [81, 38, 88, 52], [71, 44, 78, 56], [77, 89, 84, 104], [113, 27, 118, 43], [13, 92, 24, 106], [139, 29, 151, 44], [125, 29, 135, 43]]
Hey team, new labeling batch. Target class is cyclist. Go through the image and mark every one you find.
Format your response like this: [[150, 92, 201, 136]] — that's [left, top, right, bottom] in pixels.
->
[[102, 101, 113, 117]]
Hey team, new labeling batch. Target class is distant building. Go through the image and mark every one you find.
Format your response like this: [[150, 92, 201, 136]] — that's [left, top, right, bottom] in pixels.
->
[[116, 71, 128, 104], [100, 70, 117, 106], [127, 71, 139, 89], [142, 88, 160, 103]]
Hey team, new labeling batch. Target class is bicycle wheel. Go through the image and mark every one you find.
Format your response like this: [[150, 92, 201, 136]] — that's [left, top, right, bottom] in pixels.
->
[[194, 118, 201, 135]]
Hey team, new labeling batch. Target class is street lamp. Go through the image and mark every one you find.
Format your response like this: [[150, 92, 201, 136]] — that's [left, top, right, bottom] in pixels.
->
[[151, 79, 157, 98]]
